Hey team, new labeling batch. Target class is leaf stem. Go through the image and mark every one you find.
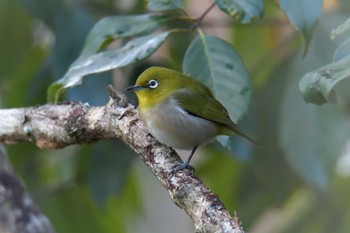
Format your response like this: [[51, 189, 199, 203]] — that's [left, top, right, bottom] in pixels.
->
[[191, 2, 216, 30]]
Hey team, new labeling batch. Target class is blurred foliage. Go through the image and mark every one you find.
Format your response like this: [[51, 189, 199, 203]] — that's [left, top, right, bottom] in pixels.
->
[[1, 0, 350, 233], [214, 0, 264, 23], [279, 0, 323, 54]]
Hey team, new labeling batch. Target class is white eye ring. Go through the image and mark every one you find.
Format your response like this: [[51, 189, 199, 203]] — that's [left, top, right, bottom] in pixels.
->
[[148, 79, 158, 89]]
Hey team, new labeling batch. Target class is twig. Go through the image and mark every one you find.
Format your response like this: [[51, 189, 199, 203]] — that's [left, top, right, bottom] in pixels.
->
[[191, 2, 216, 30]]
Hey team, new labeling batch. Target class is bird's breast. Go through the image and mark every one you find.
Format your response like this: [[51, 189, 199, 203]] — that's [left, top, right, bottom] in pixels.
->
[[139, 97, 218, 149]]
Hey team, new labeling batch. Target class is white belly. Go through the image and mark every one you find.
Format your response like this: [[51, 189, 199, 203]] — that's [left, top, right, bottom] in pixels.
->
[[139, 98, 218, 149]]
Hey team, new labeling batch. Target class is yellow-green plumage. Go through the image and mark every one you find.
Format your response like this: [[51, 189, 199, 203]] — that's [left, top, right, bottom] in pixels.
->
[[126, 66, 257, 171]]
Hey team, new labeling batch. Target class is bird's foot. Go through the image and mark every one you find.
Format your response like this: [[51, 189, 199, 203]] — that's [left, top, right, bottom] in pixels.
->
[[172, 162, 195, 174]]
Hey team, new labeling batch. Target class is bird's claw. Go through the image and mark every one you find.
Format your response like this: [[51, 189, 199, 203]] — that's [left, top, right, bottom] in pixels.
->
[[172, 162, 195, 174]]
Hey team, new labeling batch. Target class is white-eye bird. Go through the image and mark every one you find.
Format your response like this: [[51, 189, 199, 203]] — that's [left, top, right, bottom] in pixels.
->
[[126, 66, 258, 171]]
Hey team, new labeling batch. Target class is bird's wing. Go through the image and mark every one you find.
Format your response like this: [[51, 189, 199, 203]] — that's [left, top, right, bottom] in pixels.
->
[[172, 89, 259, 145], [172, 89, 236, 129]]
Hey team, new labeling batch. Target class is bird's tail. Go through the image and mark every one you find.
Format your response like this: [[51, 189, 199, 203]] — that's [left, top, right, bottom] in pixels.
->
[[225, 124, 260, 146], [236, 130, 260, 147]]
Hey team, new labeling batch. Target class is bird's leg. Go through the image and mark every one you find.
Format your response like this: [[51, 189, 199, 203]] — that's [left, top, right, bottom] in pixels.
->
[[174, 146, 198, 173]]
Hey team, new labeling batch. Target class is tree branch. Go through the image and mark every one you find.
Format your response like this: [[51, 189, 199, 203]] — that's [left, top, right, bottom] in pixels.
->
[[0, 146, 55, 233], [0, 85, 244, 233]]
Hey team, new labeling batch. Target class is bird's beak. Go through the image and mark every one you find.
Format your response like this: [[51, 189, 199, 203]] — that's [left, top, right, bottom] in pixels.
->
[[125, 85, 144, 91]]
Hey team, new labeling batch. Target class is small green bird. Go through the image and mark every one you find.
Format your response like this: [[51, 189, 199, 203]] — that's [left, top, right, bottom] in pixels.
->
[[126, 66, 258, 171]]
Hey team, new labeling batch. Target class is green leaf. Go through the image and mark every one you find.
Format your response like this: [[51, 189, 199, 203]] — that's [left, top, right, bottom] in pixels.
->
[[183, 32, 251, 121], [147, 0, 183, 11], [77, 14, 173, 61], [330, 17, 350, 40], [281, 23, 350, 188], [299, 17, 350, 107], [48, 31, 173, 102], [280, 0, 323, 55], [281, 73, 349, 188], [332, 18, 350, 61], [299, 55, 350, 107], [334, 38, 350, 61], [214, 0, 263, 23], [183, 32, 252, 148]]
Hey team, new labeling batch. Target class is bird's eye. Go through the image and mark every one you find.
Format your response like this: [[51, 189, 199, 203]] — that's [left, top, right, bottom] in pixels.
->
[[148, 79, 158, 89]]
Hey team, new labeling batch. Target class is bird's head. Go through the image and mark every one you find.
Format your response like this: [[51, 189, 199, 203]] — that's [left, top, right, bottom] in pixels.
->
[[126, 66, 184, 109]]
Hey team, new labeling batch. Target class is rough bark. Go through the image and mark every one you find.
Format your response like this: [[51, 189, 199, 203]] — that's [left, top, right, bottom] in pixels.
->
[[0, 85, 244, 233], [0, 146, 55, 233]]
